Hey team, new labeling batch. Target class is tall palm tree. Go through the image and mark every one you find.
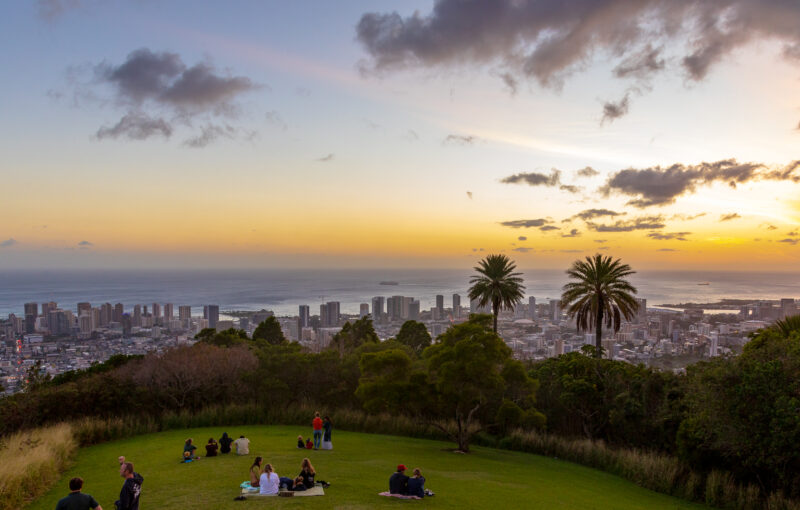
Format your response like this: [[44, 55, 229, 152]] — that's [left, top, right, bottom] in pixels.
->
[[560, 254, 639, 358], [468, 254, 525, 333]]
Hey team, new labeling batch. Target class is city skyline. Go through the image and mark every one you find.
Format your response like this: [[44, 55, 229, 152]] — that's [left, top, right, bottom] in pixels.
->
[[2, 1, 800, 270]]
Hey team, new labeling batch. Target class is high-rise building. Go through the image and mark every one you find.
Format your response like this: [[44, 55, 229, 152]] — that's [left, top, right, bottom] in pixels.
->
[[77, 302, 92, 317], [100, 303, 113, 326], [635, 298, 647, 323], [152, 303, 161, 323], [132, 305, 142, 327], [163, 303, 174, 322], [388, 296, 403, 320], [179, 305, 192, 321], [121, 313, 132, 336], [321, 301, 340, 327], [41, 301, 57, 328], [79, 314, 93, 334], [113, 303, 124, 323], [452, 293, 461, 317], [48, 309, 70, 336], [360, 303, 369, 318], [207, 305, 219, 328], [299, 305, 311, 328], [408, 300, 420, 321], [528, 296, 537, 319], [435, 295, 444, 317], [549, 299, 560, 323], [402, 297, 414, 319], [371, 296, 385, 321], [24, 302, 38, 318], [781, 298, 797, 319]]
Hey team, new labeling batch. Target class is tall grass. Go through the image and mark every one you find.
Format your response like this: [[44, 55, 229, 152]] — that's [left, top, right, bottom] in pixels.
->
[[0, 423, 77, 510]]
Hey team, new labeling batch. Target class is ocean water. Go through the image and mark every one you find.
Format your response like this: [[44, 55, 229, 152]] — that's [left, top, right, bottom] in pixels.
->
[[0, 269, 798, 317]]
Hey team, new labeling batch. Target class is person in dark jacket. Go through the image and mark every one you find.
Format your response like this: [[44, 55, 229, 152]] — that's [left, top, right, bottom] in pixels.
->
[[389, 464, 409, 495], [115, 462, 143, 510], [219, 432, 233, 454], [296, 435, 305, 449], [205, 437, 218, 457], [407, 468, 426, 498], [55, 477, 102, 510]]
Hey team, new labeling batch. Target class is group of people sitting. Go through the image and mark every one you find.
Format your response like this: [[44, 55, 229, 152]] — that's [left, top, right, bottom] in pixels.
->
[[182, 433, 250, 461], [389, 464, 429, 498], [248, 457, 329, 495]]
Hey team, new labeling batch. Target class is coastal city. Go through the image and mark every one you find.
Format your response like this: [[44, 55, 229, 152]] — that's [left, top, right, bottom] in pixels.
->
[[1, 291, 796, 394]]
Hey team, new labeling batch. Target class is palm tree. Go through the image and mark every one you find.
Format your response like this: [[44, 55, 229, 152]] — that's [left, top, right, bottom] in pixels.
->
[[771, 314, 800, 336], [560, 254, 639, 358], [468, 254, 525, 333]]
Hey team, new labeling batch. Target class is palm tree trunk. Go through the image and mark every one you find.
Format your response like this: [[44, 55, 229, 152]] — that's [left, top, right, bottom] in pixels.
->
[[595, 296, 603, 358], [493, 301, 499, 333]]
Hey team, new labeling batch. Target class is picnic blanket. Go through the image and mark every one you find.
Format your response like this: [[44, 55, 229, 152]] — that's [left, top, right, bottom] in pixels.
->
[[240, 486, 325, 497], [378, 491, 422, 500]]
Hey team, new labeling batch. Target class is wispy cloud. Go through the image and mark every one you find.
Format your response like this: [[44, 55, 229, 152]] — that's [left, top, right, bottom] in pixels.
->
[[647, 232, 691, 241], [0, 238, 18, 248], [587, 215, 665, 232], [499, 218, 552, 229], [719, 213, 741, 222], [316, 153, 335, 162], [443, 134, 478, 145], [561, 229, 580, 238]]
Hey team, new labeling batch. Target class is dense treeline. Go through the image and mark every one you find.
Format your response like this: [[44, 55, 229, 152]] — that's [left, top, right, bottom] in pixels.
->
[[3, 314, 800, 504]]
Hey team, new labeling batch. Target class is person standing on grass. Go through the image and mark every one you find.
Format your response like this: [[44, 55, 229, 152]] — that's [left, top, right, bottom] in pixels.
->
[[115, 462, 143, 510], [321, 416, 333, 450], [55, 477, 102, 510], [312, 412, 323, 449], [219, 432, 233, 454]]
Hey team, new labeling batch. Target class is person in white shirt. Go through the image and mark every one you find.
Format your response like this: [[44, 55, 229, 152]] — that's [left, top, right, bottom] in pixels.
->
[[259, 464, 280, 495], [233, 435, 250, 455]]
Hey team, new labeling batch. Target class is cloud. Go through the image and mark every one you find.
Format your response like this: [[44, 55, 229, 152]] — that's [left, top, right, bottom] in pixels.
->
[[316, 153, 335, 162], [670, 212, 706, 220], [601, 92, 631, 124], [539, 225, 560, 232], [559, 184, 581, 194], [443, 134, 477, 145], [572, 208, 625, 221], [657, 248, 678, 252], [788, 230, 799, 237], [778, 238, 799, 245], [498, 72, 518, 95], [77, 240, 93, 246], [265, 110, 288, 130], [561, 229, 580, 238], [96, 112, 172, 140], [76, 48, 259, 146], [36, 0, 80, 21], [499, 218, 552, 228], [404, 129, 420, 141], [560, 249, 583, 253], [647, 232, 691, 241], [613, 45, 665, 79], [501, 169, 561, 187], [766, 224, 778, 230], [356, 1, 800, 117], [719, 213, 741, 222], [575, 167, 599, 178], [512, 247, 532, 253], [602, 159, 800, 207], [0, 238, 18, 248], [594, 239, 608, 243], [517, 236, 527, 241], [183, 124, 238, 148], [587, 215, 666, 232], [466, 191, 473, 199]]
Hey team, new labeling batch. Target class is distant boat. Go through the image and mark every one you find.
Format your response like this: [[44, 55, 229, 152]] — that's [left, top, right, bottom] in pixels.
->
[[380, 281, 399, 286], [698, 282, 710, 286]]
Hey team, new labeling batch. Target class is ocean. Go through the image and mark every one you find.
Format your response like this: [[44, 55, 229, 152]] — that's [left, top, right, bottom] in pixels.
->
[[0, 269, 798, 317]]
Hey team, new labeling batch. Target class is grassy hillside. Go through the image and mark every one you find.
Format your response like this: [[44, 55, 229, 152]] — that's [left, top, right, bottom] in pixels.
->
[[28, 425, 707, 509]]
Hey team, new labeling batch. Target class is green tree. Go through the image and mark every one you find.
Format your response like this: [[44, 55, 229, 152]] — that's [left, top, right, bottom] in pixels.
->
[[195, 327, 248, 347], [329, 316, 379, 358], [252, 316, 287, 345], [424, 315, 540, 452], [395, 320, 432, 355], [356, 349, 415, 413], [560, 254, 639, 358], [467, 254, 525, 333]]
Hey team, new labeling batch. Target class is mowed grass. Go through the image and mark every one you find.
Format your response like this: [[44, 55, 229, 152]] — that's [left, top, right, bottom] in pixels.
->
[[28, 426, 708, 510]]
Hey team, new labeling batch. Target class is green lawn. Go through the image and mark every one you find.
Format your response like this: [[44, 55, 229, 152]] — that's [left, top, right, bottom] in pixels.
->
[[28, 426, 707, 509]]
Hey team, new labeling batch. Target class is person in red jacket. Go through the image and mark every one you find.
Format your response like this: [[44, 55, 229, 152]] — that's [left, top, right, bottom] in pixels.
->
[[312, 412, 323, 449]]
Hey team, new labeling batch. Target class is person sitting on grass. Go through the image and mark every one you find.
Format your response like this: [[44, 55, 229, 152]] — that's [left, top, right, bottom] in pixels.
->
[[219, 432, 233, 454], [259, 463, 280, 495], [183, 438, 198, 460], [305, 438, 313, 449], [291, 476, 307, 492], [407, 468, 426, 498], [234, 435, 250, 455], [55, 477, 102, 510], [205, 437, 218, 457], [298, 458, 316, 488], [249, 457, 263, 488], [389, 464, 409, 495], [296, 435, 305, 449]]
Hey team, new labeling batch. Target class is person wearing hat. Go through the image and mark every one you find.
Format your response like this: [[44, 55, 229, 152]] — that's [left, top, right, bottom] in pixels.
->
[[389, 464, 409, 495]]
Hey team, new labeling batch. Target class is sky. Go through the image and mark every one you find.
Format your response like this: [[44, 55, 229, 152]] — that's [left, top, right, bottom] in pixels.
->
[[1, 0, 800, 271]]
